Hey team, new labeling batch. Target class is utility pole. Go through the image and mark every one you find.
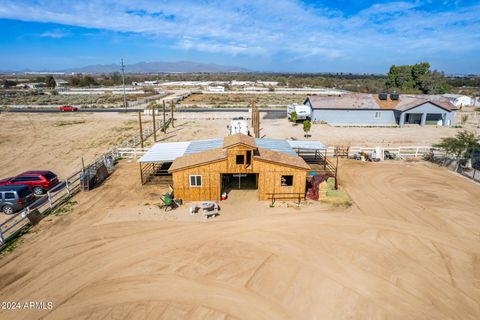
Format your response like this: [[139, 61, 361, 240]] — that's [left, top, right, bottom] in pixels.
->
[[121, 58, 127, 112]]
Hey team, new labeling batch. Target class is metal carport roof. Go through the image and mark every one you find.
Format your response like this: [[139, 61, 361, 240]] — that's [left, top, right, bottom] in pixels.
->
[[139, 141, 190, 163], [287, 140, 326, 150]]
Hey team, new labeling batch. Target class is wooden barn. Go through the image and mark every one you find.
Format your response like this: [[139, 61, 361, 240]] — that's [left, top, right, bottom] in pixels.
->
[[168, 134, 310, 201], [138, 133, 334, 202]]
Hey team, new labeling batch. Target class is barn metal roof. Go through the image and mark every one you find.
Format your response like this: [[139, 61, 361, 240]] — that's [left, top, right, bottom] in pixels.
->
[[185, 139, 223, 155], [139, 136, 326, 163], [255, 138, 297, 156]]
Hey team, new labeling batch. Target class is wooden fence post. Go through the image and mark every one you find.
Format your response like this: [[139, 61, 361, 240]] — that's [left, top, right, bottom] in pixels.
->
[[138, 112, 144, 148], [163, 100, 167, 134], [171, 100, 175, 128], [48, 191, 53, 208], [152, 103, 157, 142], [335, 155, 339, 190]]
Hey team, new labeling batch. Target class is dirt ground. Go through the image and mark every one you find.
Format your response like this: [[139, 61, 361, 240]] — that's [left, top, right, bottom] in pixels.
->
[[180, 93, 306, 107], [0, 112, 141, 178], [0, 159, 479, 319]]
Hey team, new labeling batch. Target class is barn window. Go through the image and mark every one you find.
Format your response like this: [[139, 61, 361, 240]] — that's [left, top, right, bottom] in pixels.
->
[[189, 175, 202, 187], [281, 175, 293, 186], [236, 154, 245, 165], [375, 112, 381, 119]]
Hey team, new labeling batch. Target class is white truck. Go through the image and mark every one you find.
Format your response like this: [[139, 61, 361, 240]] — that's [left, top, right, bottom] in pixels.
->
[[287, 103, 311, 121], [228, 117, 249, 135]]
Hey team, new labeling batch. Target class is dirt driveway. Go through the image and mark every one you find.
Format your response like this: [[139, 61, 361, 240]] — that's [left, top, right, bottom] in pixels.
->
[[0, 162, 479, 319]]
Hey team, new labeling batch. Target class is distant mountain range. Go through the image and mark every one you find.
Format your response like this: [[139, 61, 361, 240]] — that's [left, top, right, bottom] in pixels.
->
[[63, 61, 249, 73]]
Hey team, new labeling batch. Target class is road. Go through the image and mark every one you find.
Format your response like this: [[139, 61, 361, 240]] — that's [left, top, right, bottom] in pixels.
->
[[4, 107, 287, 114]]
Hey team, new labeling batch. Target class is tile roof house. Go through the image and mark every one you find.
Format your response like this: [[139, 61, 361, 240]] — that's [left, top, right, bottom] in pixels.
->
[[305, 93, 457, 126]]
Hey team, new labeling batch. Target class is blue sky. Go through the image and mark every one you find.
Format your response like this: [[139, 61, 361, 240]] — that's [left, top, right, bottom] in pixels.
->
[[0, 0, 479, 73]]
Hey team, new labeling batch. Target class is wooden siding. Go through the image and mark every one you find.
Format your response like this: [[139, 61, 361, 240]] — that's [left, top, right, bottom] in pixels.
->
[[255, 159, 307, 201], [172, 161, 226, 201], [172, 154, 307, 202], [226, 144, 255, 173]]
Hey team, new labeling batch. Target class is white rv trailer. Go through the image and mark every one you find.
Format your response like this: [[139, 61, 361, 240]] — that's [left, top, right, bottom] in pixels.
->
[[287, 103, 311, 121], [228, 117, 249, 135]]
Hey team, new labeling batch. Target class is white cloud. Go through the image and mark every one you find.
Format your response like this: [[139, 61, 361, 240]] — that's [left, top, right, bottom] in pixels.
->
[[40, 29, 68, 38], [0, 0, 479, 65]]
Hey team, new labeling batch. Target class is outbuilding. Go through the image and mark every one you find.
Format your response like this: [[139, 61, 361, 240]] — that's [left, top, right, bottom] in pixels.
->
[[139, 134, 331, 202]]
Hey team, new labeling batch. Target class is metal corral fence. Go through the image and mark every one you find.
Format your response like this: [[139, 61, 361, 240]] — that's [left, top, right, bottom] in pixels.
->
[[324, 146, 447, 159], [0, 121, 161, 248], [0, 149, 121, 247], [174, 112, 250, 120], [0, 170, 82, 245], [117, 118, 166, 148], [116, 147, 148, 159], [0, 146, 154, 247]]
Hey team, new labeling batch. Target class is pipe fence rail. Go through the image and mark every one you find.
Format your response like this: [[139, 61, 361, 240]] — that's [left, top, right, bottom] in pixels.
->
[[324, 146, 447, 159], [0, 169, 83, 245], [0, 149, 122, 248]]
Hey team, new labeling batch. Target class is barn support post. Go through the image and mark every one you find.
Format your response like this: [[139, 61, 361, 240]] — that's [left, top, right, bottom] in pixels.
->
[[139, 162, 144, 185], [138, 112, 144, 148], [152, 103, 157, 142]]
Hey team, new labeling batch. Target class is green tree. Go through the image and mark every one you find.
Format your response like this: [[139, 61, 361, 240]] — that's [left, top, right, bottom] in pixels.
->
[[385, 62, 449, 94], [45, 75, 56, 88], [290, 111, 297, 123], [2, 79, 17, 88], [303, 120, 311, 137], [433, 130, 480, 161]]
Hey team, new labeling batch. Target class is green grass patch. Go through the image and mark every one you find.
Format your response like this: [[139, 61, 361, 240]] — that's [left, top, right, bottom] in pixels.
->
[[322, 178, 353, 207], [53, 200, 78, 216]]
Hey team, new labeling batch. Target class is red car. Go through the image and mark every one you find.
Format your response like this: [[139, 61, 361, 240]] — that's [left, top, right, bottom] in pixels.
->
[[0, 171, 59, 195], [59, 105, 78, 112]]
